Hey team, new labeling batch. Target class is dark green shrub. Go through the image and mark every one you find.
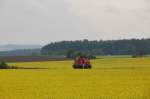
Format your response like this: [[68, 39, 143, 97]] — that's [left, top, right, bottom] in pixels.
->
[[132, 54, 146, 58], [0, 61, 9, 69], [87, 55, 96, 59]]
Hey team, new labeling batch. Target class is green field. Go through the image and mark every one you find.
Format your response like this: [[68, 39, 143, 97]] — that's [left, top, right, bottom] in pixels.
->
[[0, 57, 150, 99]]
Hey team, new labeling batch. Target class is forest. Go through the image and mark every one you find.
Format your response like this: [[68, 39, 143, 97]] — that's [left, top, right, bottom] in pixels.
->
[[41, 38, 150, 56]]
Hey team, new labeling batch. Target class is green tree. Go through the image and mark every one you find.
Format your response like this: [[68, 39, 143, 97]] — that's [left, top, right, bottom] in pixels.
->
[[66, 48, 76, 58], [0, 61, 9, 69]]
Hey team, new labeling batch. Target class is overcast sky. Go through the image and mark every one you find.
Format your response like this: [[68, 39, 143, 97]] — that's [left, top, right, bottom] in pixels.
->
[[0, 0, 150, 45]]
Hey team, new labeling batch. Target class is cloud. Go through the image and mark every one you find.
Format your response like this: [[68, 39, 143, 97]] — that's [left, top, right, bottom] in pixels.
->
[[0, 0, 85, 44], [0, 0, 150, 44], [66, 0, 150, 36]]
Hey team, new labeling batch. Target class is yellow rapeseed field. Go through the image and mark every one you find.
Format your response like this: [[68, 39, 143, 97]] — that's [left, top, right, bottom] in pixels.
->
[[0, 57, 150, 99]]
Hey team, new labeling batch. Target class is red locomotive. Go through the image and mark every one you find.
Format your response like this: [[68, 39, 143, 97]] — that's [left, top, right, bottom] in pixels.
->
[[73, 56, 92, 69]]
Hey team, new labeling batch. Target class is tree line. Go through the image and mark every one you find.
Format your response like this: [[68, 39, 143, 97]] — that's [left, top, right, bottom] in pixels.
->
[[41, 39, 150, 56]]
